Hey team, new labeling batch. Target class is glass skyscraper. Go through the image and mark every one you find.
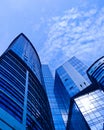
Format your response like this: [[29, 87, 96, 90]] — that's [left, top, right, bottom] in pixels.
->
[[42, 65, 65, 130], [54, 56, 91, 125], [0, 33, 54, 130]]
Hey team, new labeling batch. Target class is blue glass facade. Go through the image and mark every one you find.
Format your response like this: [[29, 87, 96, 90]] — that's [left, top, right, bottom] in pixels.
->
[[87, 56, 104, 91], [42, 65, 65, 130], [7, 34, 42, 84], [75, 89, 104, 130], [54, 70, 70, 125], [0, 33, 54, 130], [54, 57, 91, 125], [55, 57, 91, 98], [66, 101, 90, 130], [68, 56, 91, 83]]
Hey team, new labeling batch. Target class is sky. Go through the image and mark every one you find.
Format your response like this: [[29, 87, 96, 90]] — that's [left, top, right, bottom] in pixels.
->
[[0, 0, 104, 75]]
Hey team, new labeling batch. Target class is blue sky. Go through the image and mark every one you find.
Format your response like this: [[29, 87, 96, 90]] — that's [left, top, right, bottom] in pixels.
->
[[0, 0, 104, 74]]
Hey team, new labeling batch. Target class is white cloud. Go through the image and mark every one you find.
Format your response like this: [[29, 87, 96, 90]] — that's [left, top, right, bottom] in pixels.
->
[[39, 7, 104, 74]]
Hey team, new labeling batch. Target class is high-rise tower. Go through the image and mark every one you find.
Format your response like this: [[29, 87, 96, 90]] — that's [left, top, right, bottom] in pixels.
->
[[42, 65, 65, 130], [0, 33, 54, 130], [54, 56, 91, 125]]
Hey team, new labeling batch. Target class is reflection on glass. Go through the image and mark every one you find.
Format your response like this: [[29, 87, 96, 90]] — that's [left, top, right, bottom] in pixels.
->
[[75, 90, 104, 130]]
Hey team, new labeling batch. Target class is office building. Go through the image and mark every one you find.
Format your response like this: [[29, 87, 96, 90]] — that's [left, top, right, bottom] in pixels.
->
[[42, 65, 65, 130], [54, 56, 91, 125], [0, 33, 54, 130]]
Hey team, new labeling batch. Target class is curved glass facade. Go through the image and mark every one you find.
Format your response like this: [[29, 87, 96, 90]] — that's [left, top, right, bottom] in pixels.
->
[[0, 33, 54, 130], [87, 56, 104, 90], [0, 51, 26, 125], [7, 33, 42, 83]]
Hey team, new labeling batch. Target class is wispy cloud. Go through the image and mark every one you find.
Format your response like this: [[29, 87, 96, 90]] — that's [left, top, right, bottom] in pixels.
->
[[39, 7, 104, 73]]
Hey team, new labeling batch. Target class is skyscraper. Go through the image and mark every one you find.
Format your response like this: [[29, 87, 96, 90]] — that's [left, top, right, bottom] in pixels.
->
[[0, 33, 54, 130], [54, 56, 91, 125], [42, 65, 65, 130]]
